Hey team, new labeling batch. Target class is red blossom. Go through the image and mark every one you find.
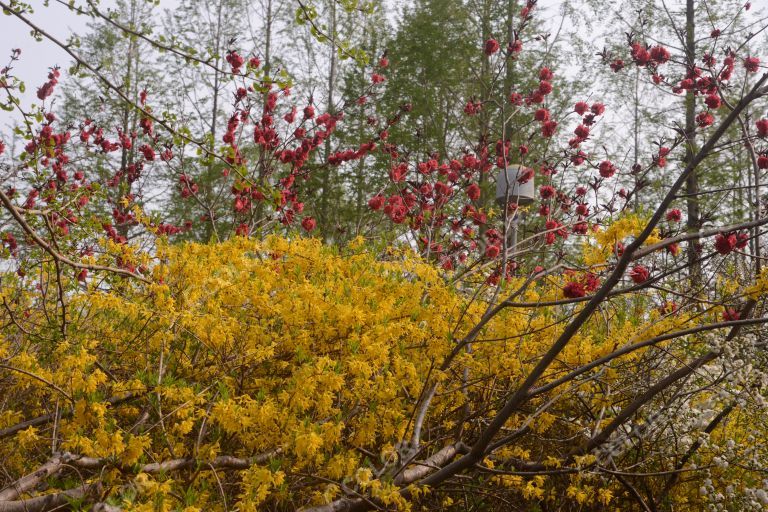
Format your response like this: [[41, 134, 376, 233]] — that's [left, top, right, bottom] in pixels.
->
[[139, 144, 155, 161], [225, 51, 245, 73], [235, 223, 249, 237], [649, 45, 671, 64], [695, 111, 714, 127], [744, 56, 760, 72], [574, 124, 590, 139], [584, 273, 601, 291], [484, 38, 500, 55], [541, 120, 558, 137], [714, 233, 737, 254], [629, 265, 650, 284], [630, 42, 651, 66], [539, 185, 556, 199], [464, 101, 482, 115], [663, 242, 679, 256], [389, 163, 407, 183], [598, 160, 615, 178], [534, 108, 550, 121], [736, 232, 749, 249], [528, 90, 544, 104], [368, 194, 385, 210], [655, 147, 671, 167], [466, 183, 481, 201], [36, 67, 60, 100], [573, 221, 588, 234], [666, 209, 682, 222], [704, 95, 721, 109], [485, 244, 500, 258], [563, 281, 586, 298], [301, 217, 316, 232], [756, 119, 768, 137], [570, 150, 587, 166]]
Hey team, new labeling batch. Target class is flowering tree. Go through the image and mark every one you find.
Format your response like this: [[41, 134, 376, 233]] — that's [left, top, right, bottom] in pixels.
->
[[2, 0, 768, 511]]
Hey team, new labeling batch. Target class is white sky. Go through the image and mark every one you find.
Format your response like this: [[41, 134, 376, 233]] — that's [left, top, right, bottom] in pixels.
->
[[0, 0, 564, 107], [1, 1, 93, 106]]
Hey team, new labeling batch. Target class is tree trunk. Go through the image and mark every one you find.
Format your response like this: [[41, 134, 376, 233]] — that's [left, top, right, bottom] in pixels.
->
[[477, 0, 492, 238], [684, 0, 702, 287], [319, 0, 337, 240], [116, 0, 138, 239]]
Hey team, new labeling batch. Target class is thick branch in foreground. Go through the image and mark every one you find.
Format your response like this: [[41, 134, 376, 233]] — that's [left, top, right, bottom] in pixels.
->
[[70, 450, 280, 473], [414, 75, 768, 491], [0, 484, 100, 512], [0, 450, 280, 511], [305, 444, 466, 512], [573, 298, 757, 459], [0, 455, 71, 501]]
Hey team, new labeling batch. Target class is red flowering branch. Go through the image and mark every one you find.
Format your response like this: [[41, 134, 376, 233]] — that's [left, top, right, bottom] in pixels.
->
[[0, 187, 151, 283], [0, 0, 238, 176]]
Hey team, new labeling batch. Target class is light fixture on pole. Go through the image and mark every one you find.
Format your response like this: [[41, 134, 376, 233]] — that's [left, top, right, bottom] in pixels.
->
[[495, 164, 535, 255]]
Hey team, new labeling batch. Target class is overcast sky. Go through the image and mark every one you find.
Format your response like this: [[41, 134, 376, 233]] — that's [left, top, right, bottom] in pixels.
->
[[2, 1, 93, 102], [0, 0, 564, 114]]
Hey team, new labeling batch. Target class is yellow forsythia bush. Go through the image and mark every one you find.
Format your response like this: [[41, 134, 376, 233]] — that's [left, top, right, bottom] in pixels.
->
[[0, 236, 479, 510], [0, 236, 764, 511]]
